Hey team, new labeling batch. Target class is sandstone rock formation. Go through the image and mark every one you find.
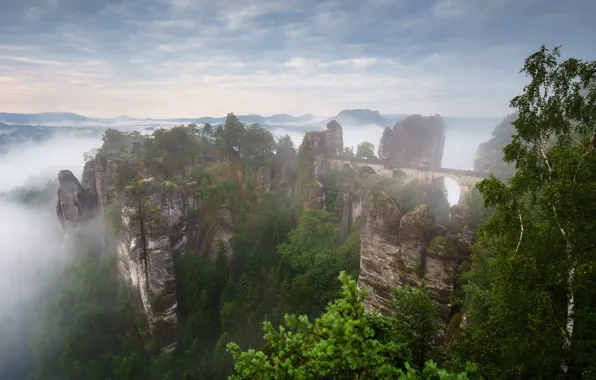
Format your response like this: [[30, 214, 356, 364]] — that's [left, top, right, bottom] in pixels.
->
[[300, 131, 327, 181], [378, 115, 445, 169], [358, 191, 403, 311], [304, 181, 326, 210], [208, 201, 235, 260], [331, 109, 387, 126], [56, 169, 99, 233], [298, 120, 344, 181], [474, 113, 517, 179], [117, 179, 187, 352], [322, 120, 344, 157], [333, 188, 353, 242], [357, 190, 474, 321]]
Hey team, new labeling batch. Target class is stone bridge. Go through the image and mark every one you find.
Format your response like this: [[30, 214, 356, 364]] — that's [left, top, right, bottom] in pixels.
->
[[326, 156, 490, 204]]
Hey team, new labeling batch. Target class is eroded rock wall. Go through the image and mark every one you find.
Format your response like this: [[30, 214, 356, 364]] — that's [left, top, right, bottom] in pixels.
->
[[378, 115, 445, 169], [117, 179, 186, 351], [357, 190, 473, 321], [357, 191, 403, 311]]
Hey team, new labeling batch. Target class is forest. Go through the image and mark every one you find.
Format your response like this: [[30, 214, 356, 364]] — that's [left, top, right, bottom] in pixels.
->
[[5, 46, 596, 379]]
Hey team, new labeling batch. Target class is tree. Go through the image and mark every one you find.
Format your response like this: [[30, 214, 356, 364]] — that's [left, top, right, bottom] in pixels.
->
[[223, 113, 245, 157], [463, 45, 596, 378], [391, 283, 442, 369], [239, 123, 275, 160], [356, 141, 375, 158], [343, 146, 355, 157], [227, 272, 472, 379]]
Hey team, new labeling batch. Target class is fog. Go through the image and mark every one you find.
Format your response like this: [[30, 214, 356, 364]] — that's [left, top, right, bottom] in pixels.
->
[[272, 118, 496, 205], [0, 136, 101, 373]]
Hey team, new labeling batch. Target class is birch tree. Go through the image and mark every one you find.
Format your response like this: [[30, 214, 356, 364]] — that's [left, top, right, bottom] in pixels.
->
[[468, 46, 596, 378]]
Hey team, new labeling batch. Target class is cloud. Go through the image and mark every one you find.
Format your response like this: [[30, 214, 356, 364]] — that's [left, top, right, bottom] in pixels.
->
[[0, 0, 594, 118]]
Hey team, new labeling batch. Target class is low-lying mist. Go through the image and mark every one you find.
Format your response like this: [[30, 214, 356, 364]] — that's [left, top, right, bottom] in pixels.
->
[[0, 135, 101, 375]]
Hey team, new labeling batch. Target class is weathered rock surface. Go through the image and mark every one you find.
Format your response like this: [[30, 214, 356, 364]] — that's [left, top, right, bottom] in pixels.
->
[[301, 131, 327, 181], [56, 169, 99, 232], [334, 188, 353, 242], [323, 120, 344, 157], [304, 181, 326, 210], [298, 120, 344, 181], [378, 115, 445, 169], [357, 190, 474, 321], [357, 191, 403, 312], [117, 179, 186, 351], [473, 114, 517, 179], [208, 201, 235, 260], [398, 205, 436, 285]]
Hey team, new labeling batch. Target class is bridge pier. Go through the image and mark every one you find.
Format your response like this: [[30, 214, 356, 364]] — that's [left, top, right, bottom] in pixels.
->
[[458, 184, 473, 204]]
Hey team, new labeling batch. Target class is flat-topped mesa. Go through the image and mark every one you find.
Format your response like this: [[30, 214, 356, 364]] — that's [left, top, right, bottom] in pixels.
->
[[378, 115, 445, 169]]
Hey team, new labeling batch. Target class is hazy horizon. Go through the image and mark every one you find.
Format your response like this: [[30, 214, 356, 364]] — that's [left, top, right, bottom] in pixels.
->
[[2, 1, 595, 118]]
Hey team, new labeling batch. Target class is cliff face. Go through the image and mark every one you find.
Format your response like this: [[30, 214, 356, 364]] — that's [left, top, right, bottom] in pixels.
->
[[357, 191, 403, 311], [323, 120, 344, 157], [118, 179, 187, 352], [56, 169, 99, 233], [474, 114, 517, 179], [357, 190, 473, 321], [334, 188, 353, 242], [378, 115, 445, 169], [297, 120, 344, 210]]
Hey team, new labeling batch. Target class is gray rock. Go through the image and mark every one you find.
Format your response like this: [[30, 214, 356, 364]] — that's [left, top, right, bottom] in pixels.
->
[[378, 115, 445, 169]]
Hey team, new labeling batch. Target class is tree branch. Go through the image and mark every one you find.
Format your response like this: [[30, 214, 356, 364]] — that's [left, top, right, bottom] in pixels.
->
[[515, 207, 524, 254]]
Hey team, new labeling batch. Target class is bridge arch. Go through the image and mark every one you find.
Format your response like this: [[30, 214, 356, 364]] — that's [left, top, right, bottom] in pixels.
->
[[357, 165, 376, 179], [343, 163, 351, 171], [392, 169, 409, 183], [430, 175, 463, 206]]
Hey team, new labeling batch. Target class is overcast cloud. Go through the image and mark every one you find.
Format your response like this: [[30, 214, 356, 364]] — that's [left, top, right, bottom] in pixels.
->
[[0, 0, 595, 118]]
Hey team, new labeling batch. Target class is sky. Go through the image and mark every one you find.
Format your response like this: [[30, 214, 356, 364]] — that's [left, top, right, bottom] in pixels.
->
[[0, 0, 595, 118]]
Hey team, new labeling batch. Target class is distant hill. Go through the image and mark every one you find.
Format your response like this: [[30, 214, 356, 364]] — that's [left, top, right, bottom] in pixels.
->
[[0, 112, 318, 127], [325, 109, 394, 126], [0, 112, 92, 125]]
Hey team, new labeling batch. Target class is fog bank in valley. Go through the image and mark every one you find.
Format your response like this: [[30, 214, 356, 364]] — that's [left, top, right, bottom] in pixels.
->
[[0, 135, 101, 375]]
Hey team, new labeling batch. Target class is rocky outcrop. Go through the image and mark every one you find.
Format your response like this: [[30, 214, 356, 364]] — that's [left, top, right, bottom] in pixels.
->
[[208, 201, 235, 260], [322, 120, 344, 157], [474, 114, 517, 179], [298, 120, 344, 181], [300, 131, 327, 181], [304, 181, 326, 210], [357, 190, 474, 321], [378, 115, 445, 169], [56, 169, 100, 239], [297, 121, 344, 209], [398, 205, 436, 286], [358, 191, 403, 311], [334, 188, 353, 242], [117, 179, 186, 351]]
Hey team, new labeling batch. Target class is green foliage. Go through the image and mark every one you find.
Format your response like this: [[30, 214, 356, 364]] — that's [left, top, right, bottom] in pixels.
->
[[452, 45, 596, 378], [391, 283, 442, 369], [33, 254, 150, 380], [240, 123, 275, 160], [356, 141, 376, 158], [296, 136, 316, 213], [227, 272, 470, 379]]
